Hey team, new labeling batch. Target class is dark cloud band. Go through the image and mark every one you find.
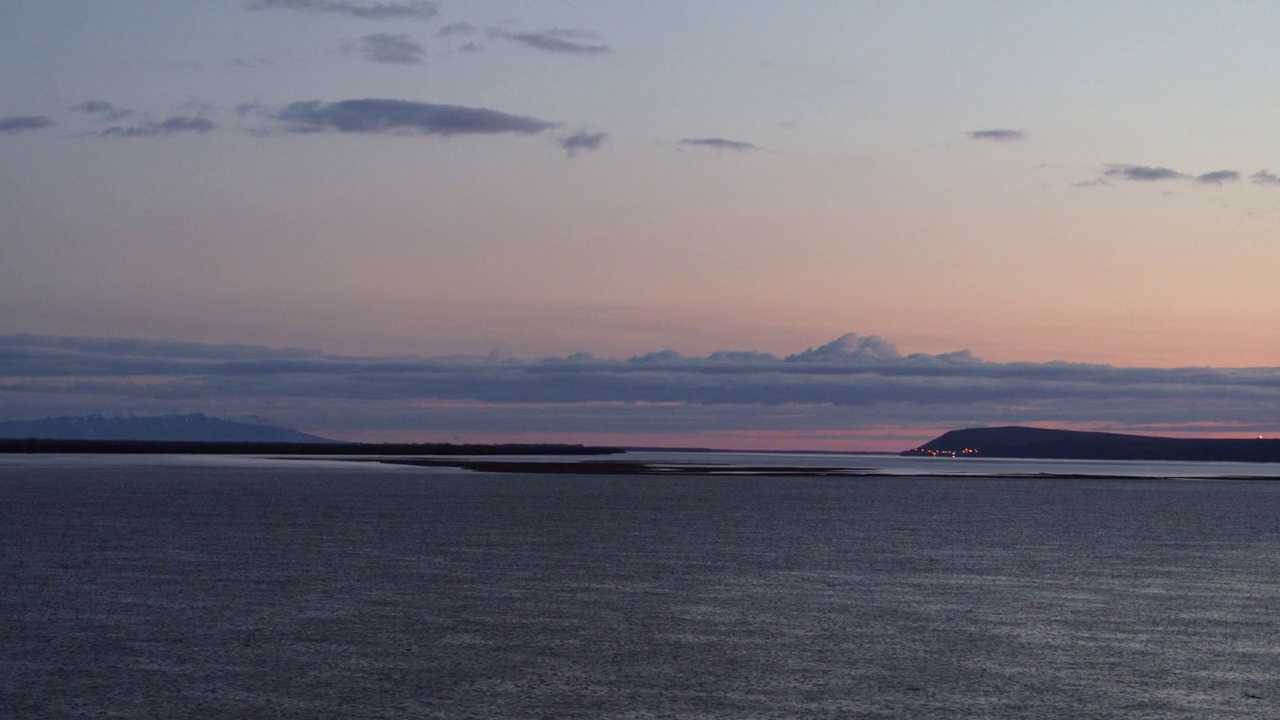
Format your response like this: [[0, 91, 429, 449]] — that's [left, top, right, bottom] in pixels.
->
[[5, 333, 1280, 441], [273, 98, 558, 136], [246, 0, 439, 20], [1104, 164, 1186, 182], [0, 116, 55, 134]]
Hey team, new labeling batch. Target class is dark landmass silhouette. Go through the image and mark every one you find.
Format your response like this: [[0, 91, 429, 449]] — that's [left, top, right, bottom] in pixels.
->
[[0, 438, 622, 456], [903, 426, 1280, 463], [0, 413, 331, 443], [0, 413, 622, 455]]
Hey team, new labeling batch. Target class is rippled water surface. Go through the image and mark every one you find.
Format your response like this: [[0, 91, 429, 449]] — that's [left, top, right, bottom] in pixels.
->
[[4, 458, 1279, 718]]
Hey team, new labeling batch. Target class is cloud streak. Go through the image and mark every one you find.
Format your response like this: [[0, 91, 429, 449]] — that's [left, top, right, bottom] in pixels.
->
[[1104, 164, 1186, 182], [361, 33, 425, 64], [100, 116, 214, 138], [246, 0, 439, 20], [71, 101, 133, 122], [0, 116, 55, 134], [1194, 170, 1240, 185], [680, 137, 759, 152], [5, 333, 1280, 446], [1083, 164, 1273, 189], [968, 128, 1024, 142], [496, 29, 611, 55], [272, 99, 558, 136]]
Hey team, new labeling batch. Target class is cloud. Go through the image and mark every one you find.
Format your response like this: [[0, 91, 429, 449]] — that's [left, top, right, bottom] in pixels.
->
[[1072, 178, 1110, 188], [1104, 164, 1186, 182], [7, 333, 1280, 446], [71, 101, 133, 122], [785, 334, 901, 362], [271, 98, 558, 136], [680, 137, 759, 152], [489, 28, 611, 55], [1250, 170, 1280, 185], [559, 130, 607, 156], [436, 22, 477, 38], [100, 116, 214, 138], [361, 33, 424, 64], [246, 0, 439, 20], [1194, 170, 1240, 185], [232, 55, 271, 69], [968, 128, 1024, 142], [0, 116, 55, 134]]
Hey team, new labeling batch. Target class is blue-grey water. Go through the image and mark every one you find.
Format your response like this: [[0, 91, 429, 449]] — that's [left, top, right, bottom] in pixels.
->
[[3, 455, 1279, 718]]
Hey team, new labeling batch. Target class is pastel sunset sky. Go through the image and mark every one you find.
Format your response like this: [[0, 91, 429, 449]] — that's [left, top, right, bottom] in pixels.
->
[[4, 1, 1280, 449]]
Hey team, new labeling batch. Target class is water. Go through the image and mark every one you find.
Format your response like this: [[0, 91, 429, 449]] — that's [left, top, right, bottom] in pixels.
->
[[3, 456, 1279, 718]]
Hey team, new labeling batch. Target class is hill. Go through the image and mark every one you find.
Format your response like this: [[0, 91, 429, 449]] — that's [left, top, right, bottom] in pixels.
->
[[902, 426, 1280, 463], [0, 413, 332, 443]]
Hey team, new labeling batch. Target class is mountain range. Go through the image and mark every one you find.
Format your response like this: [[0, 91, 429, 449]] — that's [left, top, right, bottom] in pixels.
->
[[0, 413, 332, 443]]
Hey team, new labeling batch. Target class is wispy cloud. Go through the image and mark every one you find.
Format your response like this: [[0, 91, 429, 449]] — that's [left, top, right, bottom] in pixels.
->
[[361, 33, 424, 64], [1103, 164, 1186, 182], [232, 55, 272, 69], [271, 98, 558, 136], [559, 130, 608, 157], [246, 0, 439, 20], [968, 128, 1024, 142], [680, 137, 759, 152], [492, 28, 611, 55], [1194, 170, 1240, 185], [7, 333, 1279, 445], [1250, 170, 1280, 185], [0, 116, 55, 134], [436, 22, 477, 38], [1072, 178, 1110, 188], [71, 100, 133, 122], [100, 116, 214, 138]]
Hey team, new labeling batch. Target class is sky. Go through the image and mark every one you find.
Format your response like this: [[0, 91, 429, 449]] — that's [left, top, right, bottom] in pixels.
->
[[4, 1, 1280, 449]]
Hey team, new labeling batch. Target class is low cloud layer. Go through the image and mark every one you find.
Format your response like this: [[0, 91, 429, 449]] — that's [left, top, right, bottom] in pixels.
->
[[4, 333, 1279, 446], [680, 137, 759, 152], [101, 116, 214, 138], [361, 33, 424, 64], [968, 128, 1024, 142], [272, 99, 558, 136], [0, 116, 55, 134], [247, 0, 439, 20]]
